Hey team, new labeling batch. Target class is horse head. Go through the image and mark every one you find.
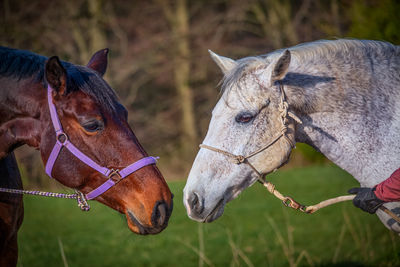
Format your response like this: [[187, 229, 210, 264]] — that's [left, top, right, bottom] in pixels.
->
[[184, 50, 296, 222], [39, 50, 173, 234]]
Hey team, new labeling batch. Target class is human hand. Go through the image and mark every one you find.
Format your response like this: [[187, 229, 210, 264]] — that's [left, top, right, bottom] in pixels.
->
[[348, 187, 385, 214]]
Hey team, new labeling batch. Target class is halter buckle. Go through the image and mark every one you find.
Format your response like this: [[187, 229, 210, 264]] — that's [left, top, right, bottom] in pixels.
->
[[108, 169, 122, 184]]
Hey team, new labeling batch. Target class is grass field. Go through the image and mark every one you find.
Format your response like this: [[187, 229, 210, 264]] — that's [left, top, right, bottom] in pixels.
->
[[17, 165, 400, 267]]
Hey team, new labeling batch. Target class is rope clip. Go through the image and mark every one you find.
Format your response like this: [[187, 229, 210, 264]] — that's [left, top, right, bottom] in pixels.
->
[[75, 190, 90, 211], [282, 196, 306, 212]]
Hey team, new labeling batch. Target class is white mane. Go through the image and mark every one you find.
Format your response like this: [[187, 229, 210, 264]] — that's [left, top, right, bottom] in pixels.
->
[[222, 39, 398, 94]]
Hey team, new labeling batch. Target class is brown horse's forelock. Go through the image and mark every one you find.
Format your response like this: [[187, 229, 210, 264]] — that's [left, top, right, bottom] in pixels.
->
[[0, 46, 120, 115], [63, 65, 120, 115]]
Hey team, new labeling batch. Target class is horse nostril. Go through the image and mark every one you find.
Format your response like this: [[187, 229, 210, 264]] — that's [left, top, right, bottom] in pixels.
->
[[152, 202, 169, 227], [192, 193, 198, 205], [189, 192, 204, 215], [157, 203, 166, 226]]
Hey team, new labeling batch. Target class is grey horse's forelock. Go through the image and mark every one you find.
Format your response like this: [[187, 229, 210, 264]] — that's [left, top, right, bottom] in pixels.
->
[[220, 56, 269, 95]]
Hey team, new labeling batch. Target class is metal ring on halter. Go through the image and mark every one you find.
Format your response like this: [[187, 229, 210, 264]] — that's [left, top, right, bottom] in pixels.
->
[[234, 155, 246, 164], [57, 132, 68, 144]]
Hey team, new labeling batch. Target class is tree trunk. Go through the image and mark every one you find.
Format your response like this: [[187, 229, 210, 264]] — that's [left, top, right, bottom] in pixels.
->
[[174, 0, 197, 155], [160, 0, 198, 156], [88, 0, 107, 53], [68, 0, 107, 65]]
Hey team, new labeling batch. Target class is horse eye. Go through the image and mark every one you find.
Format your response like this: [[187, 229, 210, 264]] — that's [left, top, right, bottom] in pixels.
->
[[82, 120, 103, 132], [235, 113, 254, 124]]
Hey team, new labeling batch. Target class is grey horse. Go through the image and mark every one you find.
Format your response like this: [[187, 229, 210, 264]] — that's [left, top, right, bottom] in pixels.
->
[[183, 39, 400, 233]]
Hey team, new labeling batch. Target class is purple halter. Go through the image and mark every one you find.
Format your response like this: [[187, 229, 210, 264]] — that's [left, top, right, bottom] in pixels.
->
[[45, 85, 158, 200]]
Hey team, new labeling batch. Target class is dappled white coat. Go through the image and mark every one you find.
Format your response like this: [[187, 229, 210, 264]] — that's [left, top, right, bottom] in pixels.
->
[[184, 39, 400, 233]]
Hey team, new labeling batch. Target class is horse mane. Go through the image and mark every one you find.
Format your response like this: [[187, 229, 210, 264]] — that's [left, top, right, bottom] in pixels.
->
[[289, 39, 398, 60], [0, 46, 120, 113], [221, 39, 399, 95]]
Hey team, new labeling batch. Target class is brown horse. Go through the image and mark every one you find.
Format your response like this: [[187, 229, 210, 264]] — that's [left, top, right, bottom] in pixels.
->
[[0, 47, 173, 266]]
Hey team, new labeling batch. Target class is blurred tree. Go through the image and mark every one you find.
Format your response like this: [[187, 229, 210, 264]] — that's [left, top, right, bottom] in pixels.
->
[[158, 0, 198, 157], [1, 0, 398, 183], [249, 0, 302, 48], [347, 0, 400, 44], [65, 0, 108, 63]]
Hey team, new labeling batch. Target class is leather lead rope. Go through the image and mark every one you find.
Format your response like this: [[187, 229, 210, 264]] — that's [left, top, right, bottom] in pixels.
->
[[200, 82, 400, 224]]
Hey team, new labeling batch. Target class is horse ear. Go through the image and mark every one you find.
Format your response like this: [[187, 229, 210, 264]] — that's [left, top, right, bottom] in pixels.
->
[[208, 50, 237, 75], [271, 50, 291, 82], [45, 56, 67, 95], [87, 48, 109, 76]]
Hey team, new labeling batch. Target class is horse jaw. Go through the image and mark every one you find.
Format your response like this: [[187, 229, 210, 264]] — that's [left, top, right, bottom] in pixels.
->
[[184, 142, 262, 222], [183, 73, 294, 222]]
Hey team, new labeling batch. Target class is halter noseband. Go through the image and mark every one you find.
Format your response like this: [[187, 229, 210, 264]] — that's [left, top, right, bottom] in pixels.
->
[[45, 85, 158, 202]]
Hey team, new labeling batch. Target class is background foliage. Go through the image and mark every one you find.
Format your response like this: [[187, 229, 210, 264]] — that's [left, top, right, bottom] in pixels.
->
[[2, 0, 399, 182], [2, 1, 400, 266]]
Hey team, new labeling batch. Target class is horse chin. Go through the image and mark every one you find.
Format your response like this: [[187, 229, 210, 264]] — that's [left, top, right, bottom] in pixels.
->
[[200, 184, 248, 223], [203, 198, 226, 223], [186, 174, 257, 223], [204, 174, 259, 222], [125, 210, 167, 235]]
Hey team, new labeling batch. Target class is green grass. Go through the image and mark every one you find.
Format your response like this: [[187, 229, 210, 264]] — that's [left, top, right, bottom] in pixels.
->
[[17, 165, 400, 266]]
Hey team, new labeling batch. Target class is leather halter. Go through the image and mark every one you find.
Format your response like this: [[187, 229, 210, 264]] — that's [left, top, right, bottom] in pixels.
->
[[199, 82, 308, 210], [45, 85, 158, 200], [198, 82, 400, 223], [200, 82, 299, 183]]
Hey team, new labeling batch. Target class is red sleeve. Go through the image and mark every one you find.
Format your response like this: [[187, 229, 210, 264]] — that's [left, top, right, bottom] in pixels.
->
[[375, 168, 400, 202]]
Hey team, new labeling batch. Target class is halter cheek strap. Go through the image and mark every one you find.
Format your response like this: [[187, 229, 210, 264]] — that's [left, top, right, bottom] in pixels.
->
[[45, 85, 157, 200]]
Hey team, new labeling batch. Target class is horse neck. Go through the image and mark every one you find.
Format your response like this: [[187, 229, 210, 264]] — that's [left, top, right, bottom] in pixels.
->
[[0, 77, 46, 156], [0, 153, 22, 190], [0, 77, 45, 123], [288, 49, 400, 186]]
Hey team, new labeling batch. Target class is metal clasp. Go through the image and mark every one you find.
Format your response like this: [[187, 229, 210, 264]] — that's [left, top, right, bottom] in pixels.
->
[[75, 190, 90, 211], [108, 169, 122, 184], [282, 196, 306, 212]]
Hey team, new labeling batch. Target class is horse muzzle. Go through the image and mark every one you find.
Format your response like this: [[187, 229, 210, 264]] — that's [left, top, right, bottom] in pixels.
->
[[126, 199, 173, 235], [184, 191, 225, 223]]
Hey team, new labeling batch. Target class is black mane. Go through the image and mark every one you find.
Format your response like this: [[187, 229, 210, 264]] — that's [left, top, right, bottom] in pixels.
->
[[0, 46, 120, 113]]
